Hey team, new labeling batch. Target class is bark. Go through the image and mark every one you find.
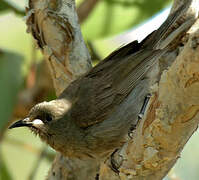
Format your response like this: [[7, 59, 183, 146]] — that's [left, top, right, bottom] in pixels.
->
[[26, 0, 92, 96], [115, 20, 199, 180], [25, 0, 199, 179]]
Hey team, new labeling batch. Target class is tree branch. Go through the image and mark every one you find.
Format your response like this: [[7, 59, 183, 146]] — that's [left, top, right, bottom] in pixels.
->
[[26, 1, 99, 179], [26, 0, 92, 96], [77, 0, 100, 24], [116, 20, 199, 179], [25, 0, 199, 179]]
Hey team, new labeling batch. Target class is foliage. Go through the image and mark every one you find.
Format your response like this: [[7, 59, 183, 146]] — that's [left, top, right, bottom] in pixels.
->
[[0, 51, 23, 131], [0, 0, 171, 39], [82, 0, 171, 39]]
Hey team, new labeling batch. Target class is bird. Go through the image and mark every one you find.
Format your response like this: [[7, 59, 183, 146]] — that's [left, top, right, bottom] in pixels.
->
[[9, 4, 188, 160]]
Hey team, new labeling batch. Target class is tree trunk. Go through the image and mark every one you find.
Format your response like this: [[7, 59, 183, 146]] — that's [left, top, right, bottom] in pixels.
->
[[25, 0, 199, 179]]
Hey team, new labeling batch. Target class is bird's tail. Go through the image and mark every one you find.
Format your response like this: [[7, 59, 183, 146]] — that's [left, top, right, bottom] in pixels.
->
[[103, 1, 195, 62], [141, 1, 196, 50]]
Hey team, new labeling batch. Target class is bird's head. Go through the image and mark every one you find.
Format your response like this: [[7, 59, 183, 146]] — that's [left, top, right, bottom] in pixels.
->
[[9, 99, 71, 141]]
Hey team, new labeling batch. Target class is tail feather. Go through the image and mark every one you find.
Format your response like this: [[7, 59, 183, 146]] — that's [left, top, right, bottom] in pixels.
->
[[102, 2, 190, 64], [141, 2, 192, 49]]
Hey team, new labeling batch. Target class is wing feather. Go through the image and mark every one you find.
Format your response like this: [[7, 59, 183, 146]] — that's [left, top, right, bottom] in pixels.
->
[[71, 48, 165, 128]]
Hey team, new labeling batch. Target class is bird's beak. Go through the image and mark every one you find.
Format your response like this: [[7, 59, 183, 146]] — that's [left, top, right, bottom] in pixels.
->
[[9, 118, 33, 129]]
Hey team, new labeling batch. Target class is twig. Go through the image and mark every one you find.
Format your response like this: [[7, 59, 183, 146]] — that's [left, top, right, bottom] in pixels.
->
[[77, 0, 100, 24]]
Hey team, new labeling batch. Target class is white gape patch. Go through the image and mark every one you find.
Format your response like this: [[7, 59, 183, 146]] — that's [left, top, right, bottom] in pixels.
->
[[32, 119, 44, 125]]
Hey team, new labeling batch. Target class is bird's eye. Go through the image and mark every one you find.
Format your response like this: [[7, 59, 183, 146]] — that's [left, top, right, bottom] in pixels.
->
[[45, 113, 53, 122]]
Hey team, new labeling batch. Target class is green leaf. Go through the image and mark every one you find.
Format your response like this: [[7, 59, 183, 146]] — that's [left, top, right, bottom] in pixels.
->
[[0, 153, 12, 180], [81, 0, 171, 40], [0, 51, 23, 131]]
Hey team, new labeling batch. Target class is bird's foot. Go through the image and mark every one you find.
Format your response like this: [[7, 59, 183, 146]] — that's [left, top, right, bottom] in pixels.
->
[[110, 149, 120, 174], [128, 94, 151, 138], [138, 93, 151, 120]]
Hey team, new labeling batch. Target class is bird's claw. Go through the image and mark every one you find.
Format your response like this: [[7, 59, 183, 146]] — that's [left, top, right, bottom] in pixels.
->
[[110, 149, 120, 174]]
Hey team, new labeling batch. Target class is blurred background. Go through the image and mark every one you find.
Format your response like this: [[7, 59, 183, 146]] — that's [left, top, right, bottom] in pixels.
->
[[1, 0, 199, 179]]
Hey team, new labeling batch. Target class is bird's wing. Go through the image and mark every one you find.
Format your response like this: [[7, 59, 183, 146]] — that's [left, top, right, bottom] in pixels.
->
[[63, 3, 187, 128], [70, 48, 165, 128]]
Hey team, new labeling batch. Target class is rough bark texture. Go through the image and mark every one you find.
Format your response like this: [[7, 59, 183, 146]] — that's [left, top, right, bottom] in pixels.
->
[[26, 0, 92, 96], [115, 21, 199, 180], [25, 0, 199, 179]]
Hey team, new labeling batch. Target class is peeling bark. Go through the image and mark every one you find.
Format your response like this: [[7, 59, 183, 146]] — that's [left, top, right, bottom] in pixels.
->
[[25, 0, 199, 179], [116, 21, 199, 180], [26, 0, 91, 96]]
